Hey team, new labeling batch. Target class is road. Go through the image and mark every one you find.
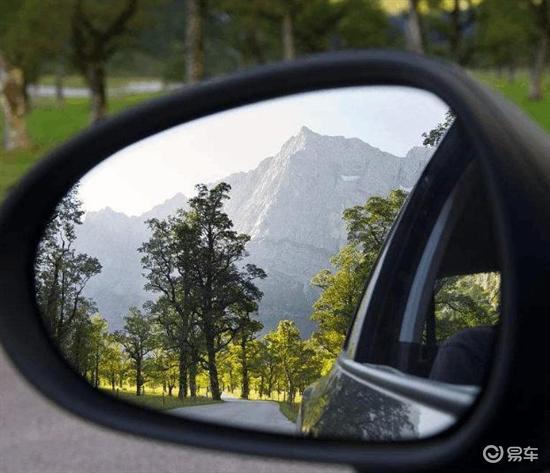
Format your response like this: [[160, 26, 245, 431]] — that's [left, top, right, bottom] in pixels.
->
[[0, 351, 352, 473], [171, 396, 296, 434]]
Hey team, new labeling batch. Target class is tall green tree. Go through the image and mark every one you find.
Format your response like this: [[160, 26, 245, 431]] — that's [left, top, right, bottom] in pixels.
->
[[87, 314, 109, 388], [35, 186, 102, 347], [310, 190, 407, 357], [100, 336, 128, 390], [265, 320, 321, 403], [232, 302, 263, 399], [525, 0, 550, 100], [0, 0, 69, 149], [185, 183, 266, 400], [140, 214, 202, 399], [71, 0, 144, 122], [114, 307, 157, 396], [475, 0, 531, 81], [140, 182, 265, 401], [184, 0, 207, 82]]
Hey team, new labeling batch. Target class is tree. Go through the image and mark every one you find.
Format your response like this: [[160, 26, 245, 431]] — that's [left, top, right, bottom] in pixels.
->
[[114, 307, 157, 396], [140, 183, 265, 401], [434, 273, 500, 341], [35, 186, 102, 347], [184, 183, 266, 400], [475, 0, 531, 81], [0, 0, 69, 150], [100, 336, 127, 390], [406, 0, 424, 53], [310, 244, 367, 357], [87, 315, 109, 388], [310, 190, 407, 357], [265, 320, 320, 403], [253, 337, 280, 398], [422, 110, 455, 147], [232, 302, 263, 399], [215, 0, 281, 66], [71, 0, 142, 123], [525, 0, 550, 100], [420, 0, 477, 64], [140, 215, 202, 399], [185, 0, 206, 83], [146, 348, 179, 396], [333, 0, 391, 51]]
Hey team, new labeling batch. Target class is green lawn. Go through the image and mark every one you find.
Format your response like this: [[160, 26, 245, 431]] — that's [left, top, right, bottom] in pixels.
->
[[278, 402, 300, 423], [0, 93, 160, 198], [0, 71, 548, 201], [105, 389, 222, 411], [472, 70, 550, 131]]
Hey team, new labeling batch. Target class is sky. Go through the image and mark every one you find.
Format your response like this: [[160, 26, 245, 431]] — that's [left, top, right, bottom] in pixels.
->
[[79, 86, 448, 216]]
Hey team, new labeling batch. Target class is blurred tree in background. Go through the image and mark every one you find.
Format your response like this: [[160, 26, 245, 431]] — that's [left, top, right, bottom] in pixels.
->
[[1, 0, 549, 152]]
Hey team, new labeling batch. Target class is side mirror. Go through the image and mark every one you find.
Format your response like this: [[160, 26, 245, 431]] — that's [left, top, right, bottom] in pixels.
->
[[0, 51, 549, 471]]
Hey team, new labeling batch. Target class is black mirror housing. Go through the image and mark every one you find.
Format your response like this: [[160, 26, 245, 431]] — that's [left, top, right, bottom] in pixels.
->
[[0, 51, 549, 471]]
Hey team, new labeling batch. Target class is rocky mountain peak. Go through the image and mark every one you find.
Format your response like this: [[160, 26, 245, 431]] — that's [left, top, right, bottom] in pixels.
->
[[75, 129, 432, 334]]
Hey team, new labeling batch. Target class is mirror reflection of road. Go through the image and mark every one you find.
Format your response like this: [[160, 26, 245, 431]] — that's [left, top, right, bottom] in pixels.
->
[[171, 394, 296, 434]]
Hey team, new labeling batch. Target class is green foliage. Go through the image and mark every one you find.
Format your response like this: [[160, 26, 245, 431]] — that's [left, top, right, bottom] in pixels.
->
[[140, 182, 266, 400], [115, 390, 222, 410], [422, 110, 455, 146], [264, 320, 323, 403], [0, 0, 69, 82], [278, 401, 300, 423], [114, 307, 158, 395], [474, 0, 534, 69], [310, 189, 408, 358], [434, 273, 500, 342], [35, 185, 102, 347]]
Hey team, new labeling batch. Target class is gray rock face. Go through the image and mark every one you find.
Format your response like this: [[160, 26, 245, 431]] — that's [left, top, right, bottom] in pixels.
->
[[75, 127, 432, 333]]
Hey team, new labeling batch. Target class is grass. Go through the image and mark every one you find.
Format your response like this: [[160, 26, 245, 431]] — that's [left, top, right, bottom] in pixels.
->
[[278, 402, 300, 423], [0, 70, 548, 202], [102, 387, 222, 411], [0, 92, 160, 198], [471, 70, 550, 132]]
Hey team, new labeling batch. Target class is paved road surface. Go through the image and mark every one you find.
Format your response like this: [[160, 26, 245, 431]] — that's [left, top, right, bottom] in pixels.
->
[[171, 396, 296, 434], [0, 351, 352, 473]]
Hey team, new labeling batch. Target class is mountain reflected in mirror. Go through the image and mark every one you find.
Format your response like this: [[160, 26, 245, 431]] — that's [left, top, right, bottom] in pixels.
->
[[33, 86, 496, 440]]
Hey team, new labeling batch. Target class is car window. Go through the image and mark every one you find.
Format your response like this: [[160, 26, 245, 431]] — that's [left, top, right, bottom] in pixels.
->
[[412, 272, 501, 383]]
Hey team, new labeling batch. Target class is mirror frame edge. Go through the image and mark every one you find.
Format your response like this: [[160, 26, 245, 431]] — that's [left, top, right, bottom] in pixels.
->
[[0, 50, 546, 470]]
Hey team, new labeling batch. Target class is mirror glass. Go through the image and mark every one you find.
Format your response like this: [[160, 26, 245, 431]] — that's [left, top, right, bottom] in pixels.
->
[[34, 86, 500, 440]]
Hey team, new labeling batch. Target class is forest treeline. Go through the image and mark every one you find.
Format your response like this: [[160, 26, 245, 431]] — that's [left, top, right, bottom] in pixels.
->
[[1, 0, 549, 149], [35, 178, 499, 406]]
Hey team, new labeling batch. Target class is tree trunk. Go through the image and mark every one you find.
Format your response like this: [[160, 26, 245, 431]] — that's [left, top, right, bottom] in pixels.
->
[[449, 0, 461, 62], [136, 359, 143, 396], [529, 35, 548, 101], [205, 335, 221, 400], [178, 350, 188, 399], [184, 0, 204, 84], [0, 59, 30, 151], [240, 337, 249, 400], [189, 361, 197, 398], [281, 13, 295, 61], [405, 0, 423, 54], [86, 63, 107, 123]]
